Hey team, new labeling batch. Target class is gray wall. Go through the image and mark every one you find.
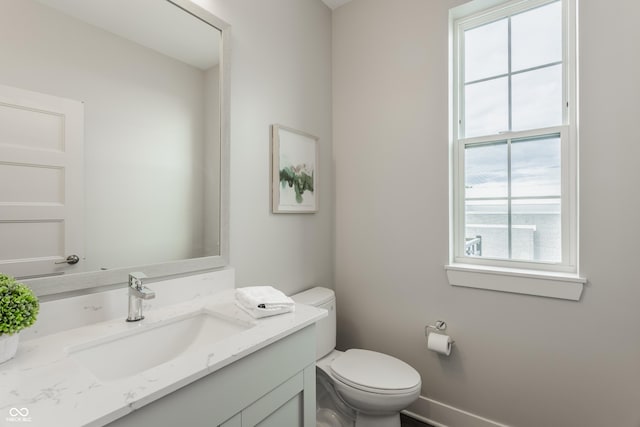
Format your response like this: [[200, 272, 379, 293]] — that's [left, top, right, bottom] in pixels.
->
[[333, 0, 640, 426], [198, 0, 334, 294]]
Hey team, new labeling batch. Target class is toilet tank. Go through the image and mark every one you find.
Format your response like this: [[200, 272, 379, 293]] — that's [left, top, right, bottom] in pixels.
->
[[291, 287, 336, 360]]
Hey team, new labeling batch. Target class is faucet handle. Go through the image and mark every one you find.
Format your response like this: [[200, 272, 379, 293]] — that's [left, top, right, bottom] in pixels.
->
[[139, 287, 156, 300], [129, 271, 147, 288]]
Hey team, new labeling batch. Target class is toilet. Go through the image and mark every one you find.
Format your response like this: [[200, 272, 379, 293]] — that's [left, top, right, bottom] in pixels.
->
[[291, 287, 421, 427]]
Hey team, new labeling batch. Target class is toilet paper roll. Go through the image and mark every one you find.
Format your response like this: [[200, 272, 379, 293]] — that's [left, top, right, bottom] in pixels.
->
[[427, 333, 452, 356]]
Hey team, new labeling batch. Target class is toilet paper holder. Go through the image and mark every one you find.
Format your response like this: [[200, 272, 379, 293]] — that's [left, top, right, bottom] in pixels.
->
[[425, 320, 454, 343]]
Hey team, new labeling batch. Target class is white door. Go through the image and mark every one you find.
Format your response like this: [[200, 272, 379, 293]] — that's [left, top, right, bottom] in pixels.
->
[[0, 84, 84, 279]]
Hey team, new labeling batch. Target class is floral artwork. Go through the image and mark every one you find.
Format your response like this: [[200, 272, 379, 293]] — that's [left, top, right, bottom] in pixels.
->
[[272, 125, 318, 213], [279, 164, 314, 204]]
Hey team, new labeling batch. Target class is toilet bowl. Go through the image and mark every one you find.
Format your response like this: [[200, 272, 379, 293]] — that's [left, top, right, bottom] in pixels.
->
[[291, 287, 421, 427], [316, 360, 355, 427]]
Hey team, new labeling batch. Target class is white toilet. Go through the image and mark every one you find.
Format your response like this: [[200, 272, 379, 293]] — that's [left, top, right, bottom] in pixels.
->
[[291, 287, 421, 427]]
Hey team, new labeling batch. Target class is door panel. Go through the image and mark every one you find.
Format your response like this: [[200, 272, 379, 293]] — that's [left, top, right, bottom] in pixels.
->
[[0, 163, 64, 203], [0, 102, 65, 151], [0, 84, 83, 278]]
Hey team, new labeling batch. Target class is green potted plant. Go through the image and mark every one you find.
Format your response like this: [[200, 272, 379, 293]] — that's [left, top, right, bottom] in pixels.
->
[[0, 274, 39, 364]]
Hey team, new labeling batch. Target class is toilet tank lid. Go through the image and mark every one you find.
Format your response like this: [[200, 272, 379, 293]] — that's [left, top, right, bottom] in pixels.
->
[[291, 287, 334, 306]]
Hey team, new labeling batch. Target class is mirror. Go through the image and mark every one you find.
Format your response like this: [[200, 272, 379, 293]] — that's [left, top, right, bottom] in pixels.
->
[[0, 0, 230, 297]]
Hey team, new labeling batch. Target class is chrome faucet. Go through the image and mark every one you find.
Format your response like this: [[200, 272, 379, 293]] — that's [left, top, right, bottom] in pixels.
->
[[126, 272, 155, 322]]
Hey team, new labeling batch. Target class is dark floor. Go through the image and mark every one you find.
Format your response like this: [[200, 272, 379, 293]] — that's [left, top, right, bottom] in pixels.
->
[[400, 413, 434, 427]]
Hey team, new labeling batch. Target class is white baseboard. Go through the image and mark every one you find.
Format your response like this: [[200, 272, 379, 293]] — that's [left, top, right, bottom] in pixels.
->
[[402, 395, 511, 427]]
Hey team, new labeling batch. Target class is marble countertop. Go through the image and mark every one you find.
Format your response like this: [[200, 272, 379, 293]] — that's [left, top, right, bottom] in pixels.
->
[[0, 288, 326, 427]]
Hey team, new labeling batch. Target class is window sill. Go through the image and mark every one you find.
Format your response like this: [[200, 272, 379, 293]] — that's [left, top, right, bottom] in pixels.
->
[[445, 264, 586, 301]]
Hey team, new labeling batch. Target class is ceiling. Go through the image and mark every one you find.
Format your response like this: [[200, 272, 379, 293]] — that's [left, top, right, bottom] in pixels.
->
[[35, 0, 221, 70], [322, 0, 352, 10]]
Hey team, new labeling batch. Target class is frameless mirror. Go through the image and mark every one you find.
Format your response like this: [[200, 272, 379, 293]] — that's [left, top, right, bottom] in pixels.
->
[[0, 0, 230, 297]]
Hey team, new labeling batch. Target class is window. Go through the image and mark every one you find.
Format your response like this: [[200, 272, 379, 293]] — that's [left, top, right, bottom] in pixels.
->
[[448, 0, 584, 299]]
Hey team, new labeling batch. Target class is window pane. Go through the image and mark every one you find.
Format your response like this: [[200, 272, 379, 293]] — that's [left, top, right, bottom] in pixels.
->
[[465, 142, 508, 199], [454, 0, 574, 270], [465, 77, 508, 137], [512, 1, 562, 72], [464, 18, 508, 82], [511, 136, 561, 197], [512, 199, 561, 262], [465, 200, 508, 259], [512, 64, 562, 131]]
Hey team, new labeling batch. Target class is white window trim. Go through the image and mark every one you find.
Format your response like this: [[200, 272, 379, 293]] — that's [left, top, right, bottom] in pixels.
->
[[447, 0, 585, 300], [445, 264, 585, 301]]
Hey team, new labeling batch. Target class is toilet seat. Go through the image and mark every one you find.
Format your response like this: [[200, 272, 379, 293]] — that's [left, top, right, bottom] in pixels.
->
[[330, 349, 421, 395]]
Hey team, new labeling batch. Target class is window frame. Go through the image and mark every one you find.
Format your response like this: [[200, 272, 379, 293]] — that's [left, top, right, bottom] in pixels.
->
[[448, 0, 584, 299]]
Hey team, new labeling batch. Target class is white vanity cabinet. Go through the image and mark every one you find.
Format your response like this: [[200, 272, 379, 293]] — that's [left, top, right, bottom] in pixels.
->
[[106, 325, 317, 427]]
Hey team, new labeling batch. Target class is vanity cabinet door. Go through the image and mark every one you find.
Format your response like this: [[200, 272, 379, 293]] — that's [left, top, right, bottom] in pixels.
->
[[220, 364, 315, 427], [241, 371, 304, 426], [220, 413, 241, 427]]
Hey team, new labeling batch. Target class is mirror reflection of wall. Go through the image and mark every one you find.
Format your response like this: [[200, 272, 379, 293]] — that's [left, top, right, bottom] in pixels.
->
[[0, 0, 222, 279]]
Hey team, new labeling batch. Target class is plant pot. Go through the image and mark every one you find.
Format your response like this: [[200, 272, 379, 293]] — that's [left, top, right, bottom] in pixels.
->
[[0, 333, 19, 364]]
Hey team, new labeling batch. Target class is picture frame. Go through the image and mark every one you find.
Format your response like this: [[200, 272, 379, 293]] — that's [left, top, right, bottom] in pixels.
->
[[271, 124, 318, 213]]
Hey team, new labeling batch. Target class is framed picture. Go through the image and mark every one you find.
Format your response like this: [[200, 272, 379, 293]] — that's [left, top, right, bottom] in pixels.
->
[[271, 124, 318, 213]]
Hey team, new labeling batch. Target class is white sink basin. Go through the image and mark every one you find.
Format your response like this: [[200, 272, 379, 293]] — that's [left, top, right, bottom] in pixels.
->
[[69, 311, 251, 381]]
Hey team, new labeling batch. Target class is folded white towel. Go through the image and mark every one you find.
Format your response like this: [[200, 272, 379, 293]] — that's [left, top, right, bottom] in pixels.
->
[[235, 301, 294, 319], [236, 286, 295, 309], [235, 286, 295, 319]]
